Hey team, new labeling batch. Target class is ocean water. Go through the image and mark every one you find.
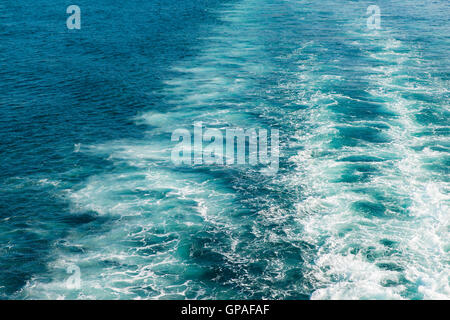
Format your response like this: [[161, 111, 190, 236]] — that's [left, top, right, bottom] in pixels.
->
[[0, 0, 448, 300]]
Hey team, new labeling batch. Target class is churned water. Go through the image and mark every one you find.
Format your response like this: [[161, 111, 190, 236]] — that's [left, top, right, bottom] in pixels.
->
[[0, 0, 448, 299]]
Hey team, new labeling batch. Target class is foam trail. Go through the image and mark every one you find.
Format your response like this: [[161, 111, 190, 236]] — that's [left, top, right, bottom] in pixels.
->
[[22, 0, 313, 300], [288, 21, 449, 299]]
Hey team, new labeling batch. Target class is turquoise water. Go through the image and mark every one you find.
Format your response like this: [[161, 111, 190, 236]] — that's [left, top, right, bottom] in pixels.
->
[[0, 0, 448, 299]]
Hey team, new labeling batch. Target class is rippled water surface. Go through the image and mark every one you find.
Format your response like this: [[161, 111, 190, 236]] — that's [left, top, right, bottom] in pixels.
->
[[0, 0, 449, 299]]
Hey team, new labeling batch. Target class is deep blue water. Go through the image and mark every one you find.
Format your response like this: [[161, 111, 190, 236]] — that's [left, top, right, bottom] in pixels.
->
[[0, 0, 448, 299]]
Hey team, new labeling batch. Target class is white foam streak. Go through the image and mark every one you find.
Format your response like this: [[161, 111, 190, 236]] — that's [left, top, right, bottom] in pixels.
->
[[290, 31, 449, 299]]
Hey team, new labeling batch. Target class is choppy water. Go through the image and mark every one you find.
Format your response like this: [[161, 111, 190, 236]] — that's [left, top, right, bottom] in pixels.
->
[[0, 0, 449, 299]]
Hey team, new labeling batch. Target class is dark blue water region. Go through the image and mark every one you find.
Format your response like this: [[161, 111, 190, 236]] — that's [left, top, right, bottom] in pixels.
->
[[0, 0, 237, 298]]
